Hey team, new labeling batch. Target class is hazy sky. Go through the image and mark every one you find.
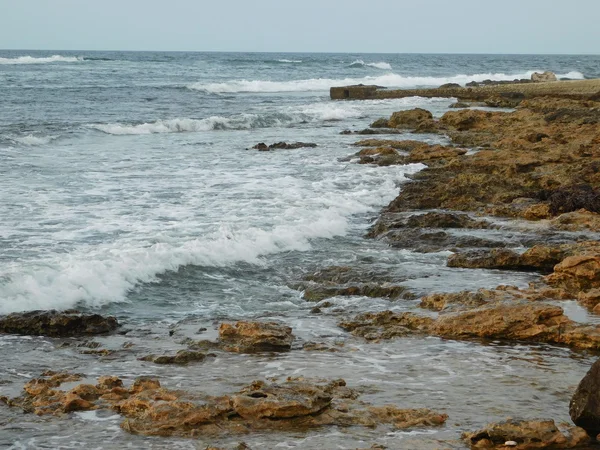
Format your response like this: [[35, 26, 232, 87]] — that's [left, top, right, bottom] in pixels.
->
[[0, 0, 598, 54]]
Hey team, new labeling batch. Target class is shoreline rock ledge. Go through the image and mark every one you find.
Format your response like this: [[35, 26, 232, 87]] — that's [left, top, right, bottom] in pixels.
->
[[0, 310, 119, 337]]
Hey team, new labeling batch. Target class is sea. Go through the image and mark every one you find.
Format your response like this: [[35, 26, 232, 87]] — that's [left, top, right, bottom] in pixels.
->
[[1, 51, 600, 449]]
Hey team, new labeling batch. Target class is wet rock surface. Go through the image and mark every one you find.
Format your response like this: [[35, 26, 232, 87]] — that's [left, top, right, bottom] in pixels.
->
[[0, 310, 119, 337], [340, 302, 600, 350], [251, 142, 317, 151], [463, 419, 589, 449], [570, 358, 600, 438], [139, 350, 215, 365], [2, 372, 448, 438], [218, 321, 294, 353], [290, 266, 414, 302]]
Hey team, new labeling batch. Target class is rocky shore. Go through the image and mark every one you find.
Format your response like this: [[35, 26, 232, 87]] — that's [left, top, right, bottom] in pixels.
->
[[3, 77, 600, 449]]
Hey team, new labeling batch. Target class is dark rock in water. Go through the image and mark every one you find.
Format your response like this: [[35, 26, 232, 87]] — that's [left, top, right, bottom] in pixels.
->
[[405, 212, 493, 229], [463, 418, 589, 449], [466, 78, 532, 87], [0, 310, 119, 337], [139, 350, 215, 365], [291, 265, 414, 302], [439, 83, 462, 89], [219, 321, 294, 353], [570, 358, 600, 437], [340, 128, 404, 135], [251, 142, 317, 151], [386, 229, 505, 253], [370, 118, 391, 128]]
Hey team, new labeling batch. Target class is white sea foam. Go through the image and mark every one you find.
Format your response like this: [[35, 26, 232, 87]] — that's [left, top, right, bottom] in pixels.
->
[[88, 101, 372, 135], [89, 117, 229, 135], [0, 55, 82, 64], [189, 70, 584, 93], [0, 161, 425, 314], [349, 59, 392, 70], [277, 59, 302, 63], [9, 134, 58, 146]]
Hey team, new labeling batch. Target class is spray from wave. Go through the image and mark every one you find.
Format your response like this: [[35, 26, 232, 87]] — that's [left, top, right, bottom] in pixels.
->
[[189, 70, 585, 94], [0, 163, 425, 313], [0, 55, 83, 64], [348, 60, 392, 70]]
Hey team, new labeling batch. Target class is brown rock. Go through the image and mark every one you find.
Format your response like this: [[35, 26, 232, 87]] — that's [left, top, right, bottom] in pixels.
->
[[545, 255, 600, 292], [409, 144, 467, 162], [388, 108, 433, 129], [62, 393, 95, 413], [420, 291, 491, 312], [464, 419, 589, 449], [219, 321, 294, 353], [0, 310, 119, 337], [447, 245, 567, 273], [6, 373, 447, 438], [532, 71, 558, 83], [342, 301, 600, 350]]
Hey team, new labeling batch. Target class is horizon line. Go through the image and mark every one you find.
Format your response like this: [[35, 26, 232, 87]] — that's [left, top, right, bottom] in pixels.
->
[[1, 48, 599, 56]]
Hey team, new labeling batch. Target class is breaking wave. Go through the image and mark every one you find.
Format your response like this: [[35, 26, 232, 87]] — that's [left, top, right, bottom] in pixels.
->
[[277, 59, 302, 63], [348, 60, 393, 70], [0, 55, 83, 64], [0, 162, 425, 313], [88, 103, 371, 135], [189, 70, 585, 93], [8, 134, 59, 146]]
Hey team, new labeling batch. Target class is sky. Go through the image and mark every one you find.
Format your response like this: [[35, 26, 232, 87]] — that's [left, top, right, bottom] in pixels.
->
[[0, 0, 598, 54]]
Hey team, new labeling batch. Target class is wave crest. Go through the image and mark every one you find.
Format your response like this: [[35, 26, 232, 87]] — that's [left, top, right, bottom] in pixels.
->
[[0, 55, 83, 65], [191, 70, 586, 94], [348, 59, 393, 70]]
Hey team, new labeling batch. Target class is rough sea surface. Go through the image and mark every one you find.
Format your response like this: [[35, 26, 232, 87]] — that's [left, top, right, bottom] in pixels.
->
[[1, 51, 600, 449]]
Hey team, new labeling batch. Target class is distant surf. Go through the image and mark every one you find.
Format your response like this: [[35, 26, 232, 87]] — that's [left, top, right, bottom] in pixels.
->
[[348, 59, 393, 70], [0, 55, 83, 64], [189, 71, 585, 93]]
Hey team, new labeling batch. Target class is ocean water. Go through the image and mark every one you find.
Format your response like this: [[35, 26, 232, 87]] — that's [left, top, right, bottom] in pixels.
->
[[1, 51, 600, 449]]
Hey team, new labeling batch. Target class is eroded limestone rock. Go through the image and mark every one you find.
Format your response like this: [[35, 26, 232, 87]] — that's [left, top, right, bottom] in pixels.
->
[[2, 373, 448, 438], [463, 419, 589, 449], [0, 310, 119, 337], [218, 321, 294, 353]]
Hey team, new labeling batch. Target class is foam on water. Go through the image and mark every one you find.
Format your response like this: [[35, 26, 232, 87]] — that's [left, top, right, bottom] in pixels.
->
[[0, 159, 425, 313], [188, 70, 585, 93], [348, 59, 393, 70], [277, 59, 302, 63], [8, 134, 59, 146], [0, 55, 82, 64]]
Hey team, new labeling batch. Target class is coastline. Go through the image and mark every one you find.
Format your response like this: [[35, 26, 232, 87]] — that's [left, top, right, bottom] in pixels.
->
[[2, 68, 600, 449]]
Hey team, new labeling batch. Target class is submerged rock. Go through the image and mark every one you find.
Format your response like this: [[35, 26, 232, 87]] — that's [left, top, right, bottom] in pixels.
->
[[340, 302, 600, 350], [251, 142, 317, 151], [218, 321, 294, 353], [463, 419, 589, 449], [3, 373, 448, 438], [0, 310, 119, 337], [292, 265, 413, 302], [139, 350, 215, 365]]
